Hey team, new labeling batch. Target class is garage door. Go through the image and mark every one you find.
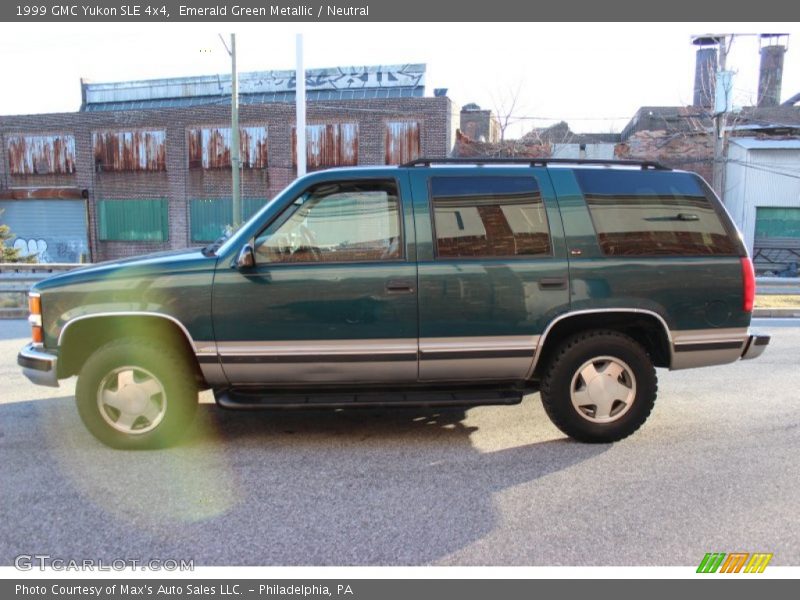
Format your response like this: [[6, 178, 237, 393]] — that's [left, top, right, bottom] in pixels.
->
[[0, 199, 89, 263]]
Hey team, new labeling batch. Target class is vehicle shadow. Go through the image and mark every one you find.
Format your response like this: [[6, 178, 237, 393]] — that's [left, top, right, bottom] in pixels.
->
[[0, 396, 609, 566]]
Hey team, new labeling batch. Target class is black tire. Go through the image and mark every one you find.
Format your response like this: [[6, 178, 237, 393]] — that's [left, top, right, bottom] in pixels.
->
[[540, 330, 657, 443], [75, 338, 198, 449]]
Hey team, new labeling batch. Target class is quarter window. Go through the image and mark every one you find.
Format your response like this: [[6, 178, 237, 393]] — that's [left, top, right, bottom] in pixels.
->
[[255, 180, 401, 264], [576, 170, 737, 256], [431, 176, 550, 258]]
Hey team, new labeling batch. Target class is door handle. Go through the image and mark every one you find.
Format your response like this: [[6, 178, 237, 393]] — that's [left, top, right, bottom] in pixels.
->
[[538, 278, 568, 290], [385, 279, 415, 294]]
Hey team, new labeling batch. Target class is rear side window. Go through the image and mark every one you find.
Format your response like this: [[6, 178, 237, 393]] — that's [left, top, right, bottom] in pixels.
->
[[431, 176, 550, 258], [576, 170, 737, 256]]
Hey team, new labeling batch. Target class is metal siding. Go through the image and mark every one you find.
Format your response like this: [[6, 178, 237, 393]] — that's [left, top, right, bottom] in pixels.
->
[[97, 199, 169, 242], [0, 199, 88, 262], [385, 121, 420, 165], [728, 146, 800, 252], [190, 198, 265, 242], [188, 127, 268, 169], [92, 130, 166, 172], [7, 135, 76, 175]]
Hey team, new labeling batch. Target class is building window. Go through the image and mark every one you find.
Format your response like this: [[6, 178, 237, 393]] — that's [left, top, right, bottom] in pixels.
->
[[97, 199, 169, 242], [190, 198, 266, 243], [255, 180, 401, 264], [187, 126, 268, 169], [93, 130, 166, 172], [431, 176, 551, 258], [293, 123, 358, 169], [7, 134, 76, 175], [576, 170, 737, 256], [385, 121, 420, 165]]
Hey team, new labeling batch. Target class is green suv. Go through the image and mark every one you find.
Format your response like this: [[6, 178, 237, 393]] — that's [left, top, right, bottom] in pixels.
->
[[18, 158, 770, 448]]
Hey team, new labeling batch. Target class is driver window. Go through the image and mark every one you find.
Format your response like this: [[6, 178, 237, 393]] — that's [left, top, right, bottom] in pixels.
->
[[255, 180, 402, 264]]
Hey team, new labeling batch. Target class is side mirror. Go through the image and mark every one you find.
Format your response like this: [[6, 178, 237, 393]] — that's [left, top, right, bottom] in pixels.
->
[[236, 244, 255, 269]]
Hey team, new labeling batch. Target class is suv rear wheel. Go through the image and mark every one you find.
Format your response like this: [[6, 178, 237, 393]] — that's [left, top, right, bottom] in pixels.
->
[[75, 338, 198, 449], [540, 330, 657, 443]]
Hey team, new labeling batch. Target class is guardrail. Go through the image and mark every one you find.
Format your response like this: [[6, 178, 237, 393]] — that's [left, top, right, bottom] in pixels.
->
[[0, 263, 81, 317], [756, 276, 800, 295]]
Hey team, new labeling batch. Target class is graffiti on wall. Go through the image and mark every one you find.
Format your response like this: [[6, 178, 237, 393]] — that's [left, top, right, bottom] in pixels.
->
[[12, 237, 87, 263]]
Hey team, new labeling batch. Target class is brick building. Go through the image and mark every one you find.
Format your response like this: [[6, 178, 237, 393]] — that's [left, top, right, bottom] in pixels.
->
[[0, 64, 455, 262]]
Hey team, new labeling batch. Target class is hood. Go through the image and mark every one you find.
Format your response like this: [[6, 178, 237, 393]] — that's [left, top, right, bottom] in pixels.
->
[[32, 247, 216, 292]]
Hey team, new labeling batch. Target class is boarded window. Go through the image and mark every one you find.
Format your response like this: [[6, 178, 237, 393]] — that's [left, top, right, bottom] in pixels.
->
[[190, 198, 266, 243], [7, 134, 76, 175], [255, 180, 401, 264], [576, 170, 737, 256], [97, 199, 169, 242], [292, 123, 358, 169], [187, 126, 268, 169], [431, 176, 550, 258], [385, 121, 420, 165], [93, 130, 166, 172]]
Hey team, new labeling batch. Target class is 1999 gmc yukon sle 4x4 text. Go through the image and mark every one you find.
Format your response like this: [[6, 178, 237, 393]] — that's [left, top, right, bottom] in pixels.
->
[[18, 158, 770, 449]]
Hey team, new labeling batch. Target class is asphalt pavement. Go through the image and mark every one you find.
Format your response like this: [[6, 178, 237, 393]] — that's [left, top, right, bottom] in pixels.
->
[[0, 318, 798, 566]]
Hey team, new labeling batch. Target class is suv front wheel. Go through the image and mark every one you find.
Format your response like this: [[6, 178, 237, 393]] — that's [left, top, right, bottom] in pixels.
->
[[540, 330, 657, 443], [75, 338, 198, 449]]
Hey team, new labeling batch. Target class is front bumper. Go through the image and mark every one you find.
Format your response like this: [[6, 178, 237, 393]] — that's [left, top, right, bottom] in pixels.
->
[[18, 343, 59, 388], [741, 332, 770, 361]]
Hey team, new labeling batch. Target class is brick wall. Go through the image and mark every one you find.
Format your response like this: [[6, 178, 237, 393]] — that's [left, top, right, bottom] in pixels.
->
[[0, 97, 452, 261], [614, 130, 714, 183]]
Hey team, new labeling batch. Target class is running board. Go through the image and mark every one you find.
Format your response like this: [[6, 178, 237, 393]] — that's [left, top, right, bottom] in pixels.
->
[[215, 388, 524, 410]]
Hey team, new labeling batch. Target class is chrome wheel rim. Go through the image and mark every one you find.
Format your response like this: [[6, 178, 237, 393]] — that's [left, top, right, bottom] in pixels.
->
[[97, 366, 167, 435], [570, 356, 636, 424]]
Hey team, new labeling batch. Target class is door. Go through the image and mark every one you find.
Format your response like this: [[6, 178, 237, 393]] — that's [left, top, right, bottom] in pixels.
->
[[0, 198, 89, 262], [211, 176, 418, 385], [412, 168, 569, 381]]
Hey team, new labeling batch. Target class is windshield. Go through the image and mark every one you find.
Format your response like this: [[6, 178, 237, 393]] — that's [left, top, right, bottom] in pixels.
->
[[203, 196, 279, 257]]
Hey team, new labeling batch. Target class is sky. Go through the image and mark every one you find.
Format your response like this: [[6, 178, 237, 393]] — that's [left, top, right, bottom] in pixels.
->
[[1, 22, 798, 136]]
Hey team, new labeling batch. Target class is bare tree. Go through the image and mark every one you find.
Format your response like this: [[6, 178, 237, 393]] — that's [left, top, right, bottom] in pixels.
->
[[490, 83, 527, 142]]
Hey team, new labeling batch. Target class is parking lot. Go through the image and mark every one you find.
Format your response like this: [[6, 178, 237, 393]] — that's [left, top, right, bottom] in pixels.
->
[[0, 319, 798, 566]]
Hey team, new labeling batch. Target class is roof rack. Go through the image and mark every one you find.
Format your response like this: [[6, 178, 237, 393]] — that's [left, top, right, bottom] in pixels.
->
[[400, 157, 670, 170]]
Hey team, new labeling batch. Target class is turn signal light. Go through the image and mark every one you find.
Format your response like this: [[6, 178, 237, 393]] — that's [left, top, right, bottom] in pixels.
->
[[29, 294, 41, 315]]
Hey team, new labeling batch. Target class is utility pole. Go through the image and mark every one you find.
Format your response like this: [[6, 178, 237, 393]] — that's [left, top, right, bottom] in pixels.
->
[[712, 35, 732, 200], [219, 33, 241, 226], [230, 34, 241, 226], [296, 33, 307, 178]]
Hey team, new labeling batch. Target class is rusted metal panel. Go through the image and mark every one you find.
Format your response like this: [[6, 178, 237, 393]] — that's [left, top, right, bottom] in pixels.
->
[[385, 121, 420, 165], [92, 130, 166, 172], [338, 123, 359, 166], [7, 134, 76, 175], [293, 123, 358, 168], [188, 126, 268, 169], [0, 187, 84, 200], [240, 126, 269, 168]]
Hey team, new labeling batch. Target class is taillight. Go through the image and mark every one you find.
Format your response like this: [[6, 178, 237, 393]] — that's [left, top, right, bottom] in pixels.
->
[[741, 257, 755, 312]]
